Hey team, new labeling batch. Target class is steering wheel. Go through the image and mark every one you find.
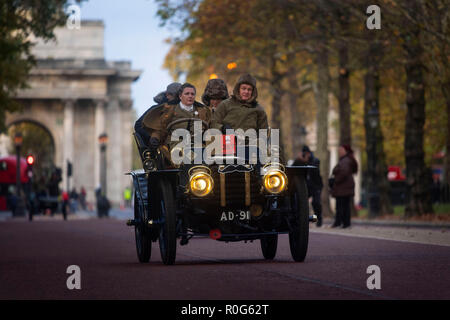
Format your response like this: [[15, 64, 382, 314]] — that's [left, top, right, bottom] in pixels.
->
[[166, 118, 209, 131]]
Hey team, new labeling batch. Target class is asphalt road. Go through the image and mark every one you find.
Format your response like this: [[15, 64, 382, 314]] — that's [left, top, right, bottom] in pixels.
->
[[0, 218, 449, 300]]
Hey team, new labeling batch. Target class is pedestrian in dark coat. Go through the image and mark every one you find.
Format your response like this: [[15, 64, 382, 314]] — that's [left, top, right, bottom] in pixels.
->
[[96, 188, 111, 218], [293, 145, 323, 227], [61, 190, 69, 220], [331, 144, 358, 228]]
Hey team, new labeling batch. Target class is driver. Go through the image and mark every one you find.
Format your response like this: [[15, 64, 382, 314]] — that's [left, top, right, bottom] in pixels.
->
[[143, 82, 211, 155]]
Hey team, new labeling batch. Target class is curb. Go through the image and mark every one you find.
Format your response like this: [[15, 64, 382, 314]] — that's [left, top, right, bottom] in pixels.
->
[[322, 218, 450, 229]]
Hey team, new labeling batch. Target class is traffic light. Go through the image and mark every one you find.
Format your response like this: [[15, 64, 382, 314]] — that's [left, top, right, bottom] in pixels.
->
[[26, 155, 34, 166], [26, 155, 34, 179]]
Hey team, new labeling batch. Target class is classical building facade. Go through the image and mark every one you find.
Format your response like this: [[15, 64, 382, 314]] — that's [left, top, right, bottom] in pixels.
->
[[4, 21, 141, 205]]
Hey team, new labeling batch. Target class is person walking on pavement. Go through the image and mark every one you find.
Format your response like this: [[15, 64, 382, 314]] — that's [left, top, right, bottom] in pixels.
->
[[96, 188, 111, 218], [293, 145, 323, 227], [6, 186, 17, 216], [80, 186, 87, 210], [70, 188, 79, 213], [330, 144, 358, 228], [123, 187, 132, 208], [61, 190, 69, 220]]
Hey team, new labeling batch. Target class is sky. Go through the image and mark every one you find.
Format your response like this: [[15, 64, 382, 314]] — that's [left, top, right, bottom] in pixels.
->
[[79, 0, 176, 118]]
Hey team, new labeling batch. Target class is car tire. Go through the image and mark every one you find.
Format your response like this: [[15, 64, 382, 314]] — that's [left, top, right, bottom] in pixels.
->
[[134, 191, 151, 263], [158, 179, 177, 265], [288, 175, 309, 262], [260, 234, 278, 260]]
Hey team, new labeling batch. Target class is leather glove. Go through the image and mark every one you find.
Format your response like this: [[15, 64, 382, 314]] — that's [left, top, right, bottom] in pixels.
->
[[222, 123, 233, 134], [149, 137, 160, 151]]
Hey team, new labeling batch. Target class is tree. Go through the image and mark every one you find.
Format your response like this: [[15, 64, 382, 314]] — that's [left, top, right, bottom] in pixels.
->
[[363, 40, 393, 216], [0, 0, 82, 132], [157, 0, 310, 160], [415, 0, 450, 185], [384, 0, 435, 215]]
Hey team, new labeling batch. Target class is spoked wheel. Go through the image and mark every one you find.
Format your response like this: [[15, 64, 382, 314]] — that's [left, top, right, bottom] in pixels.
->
[[158, 179, 177, 265], [134, 191, 151, 263], [288, 175, 309, 262], [260, 234, 278, 260]]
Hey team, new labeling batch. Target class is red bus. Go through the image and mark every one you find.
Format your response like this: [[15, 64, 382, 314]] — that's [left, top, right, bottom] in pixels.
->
[[0, 156, 30, 211]]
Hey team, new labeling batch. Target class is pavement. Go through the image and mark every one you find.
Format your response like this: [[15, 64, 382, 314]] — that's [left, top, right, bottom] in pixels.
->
[[311, 221, 450, 247]]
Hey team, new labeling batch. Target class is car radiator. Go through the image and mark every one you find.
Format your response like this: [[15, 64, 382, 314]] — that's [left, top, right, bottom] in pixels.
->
[[210, 168, 263, 208]]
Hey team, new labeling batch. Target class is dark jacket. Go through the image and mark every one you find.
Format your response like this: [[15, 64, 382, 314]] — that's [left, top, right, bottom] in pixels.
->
[[96, 192, 110, 216], [142, 101, 211, 150], [331, 155, 357, 197], [293, 154, 323, 192], [212, 74, 268, 132], [135, 105, 163, 146], [134, 97, 179, 145]]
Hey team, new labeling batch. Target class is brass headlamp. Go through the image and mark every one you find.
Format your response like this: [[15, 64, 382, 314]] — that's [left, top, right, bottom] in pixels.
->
[[262, 163, 287, 194], [188, 166, 214, 197]]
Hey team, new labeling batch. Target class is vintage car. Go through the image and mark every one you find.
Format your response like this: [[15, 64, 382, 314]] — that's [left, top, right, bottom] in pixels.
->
[[127, 118, 316, 265]]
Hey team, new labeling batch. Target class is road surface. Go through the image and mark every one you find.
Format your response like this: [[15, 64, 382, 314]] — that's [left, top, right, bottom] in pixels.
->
[[0, 216, 449, 300]]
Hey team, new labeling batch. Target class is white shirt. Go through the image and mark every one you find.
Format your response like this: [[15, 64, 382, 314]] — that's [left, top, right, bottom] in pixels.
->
[[179, 102, 194, 112]]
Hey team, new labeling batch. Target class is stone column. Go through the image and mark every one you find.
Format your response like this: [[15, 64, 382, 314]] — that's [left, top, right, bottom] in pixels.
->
[[94, 99, 106, 191], [62, 99, 75, 193], [121, 99, 133, 194], [107, 99, 122, 205]]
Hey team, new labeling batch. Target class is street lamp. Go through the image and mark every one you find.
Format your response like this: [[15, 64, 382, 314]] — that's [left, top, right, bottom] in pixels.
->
[[98, 133, 108, 196], [14, 133, 26, 217], [367, 106, 380, 218]]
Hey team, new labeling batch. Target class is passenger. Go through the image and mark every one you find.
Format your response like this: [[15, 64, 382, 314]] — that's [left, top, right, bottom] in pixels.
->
[[201, 78, 229, 113], [212, 73, 268, 134], [212, 74, 270, 162], [134, 82, 182, 148], [143, 82, 211, 153]]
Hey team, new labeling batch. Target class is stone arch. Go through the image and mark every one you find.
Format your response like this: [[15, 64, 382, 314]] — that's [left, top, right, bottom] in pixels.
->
[[5, 118, 58, 165], [7, 118, 56, 165]]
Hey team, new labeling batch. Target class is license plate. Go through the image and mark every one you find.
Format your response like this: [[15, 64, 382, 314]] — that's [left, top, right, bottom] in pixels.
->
[[220, 210, 250, 222]]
